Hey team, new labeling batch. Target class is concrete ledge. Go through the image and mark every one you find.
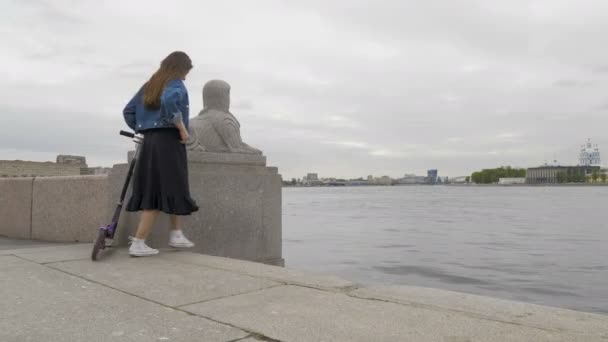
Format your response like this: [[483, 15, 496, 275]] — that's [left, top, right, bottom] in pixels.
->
[[0, 242, 77, 256], [48, 253, 281, 307], [31, 175, 108, 242], [350, 285, 608, 335], [0, 177, 34, 239], [160, 251, 357, 291], [5, 243, 92, 264], [1, 255, 247, 342], [2, 242, 607, 341], [182, 285, 602, 342]]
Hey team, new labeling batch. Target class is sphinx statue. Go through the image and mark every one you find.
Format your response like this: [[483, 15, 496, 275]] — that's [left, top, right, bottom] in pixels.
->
[[187, 80, 262, 155]]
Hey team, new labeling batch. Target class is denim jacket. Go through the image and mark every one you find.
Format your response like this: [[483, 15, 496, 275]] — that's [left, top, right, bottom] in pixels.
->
[[123, 79, 190, 133]]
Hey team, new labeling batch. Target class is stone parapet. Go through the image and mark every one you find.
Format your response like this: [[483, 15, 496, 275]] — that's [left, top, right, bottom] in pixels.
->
[[0, 177, 34, 239], [31, 175, 109, 242], [0, 175, 108, 242]]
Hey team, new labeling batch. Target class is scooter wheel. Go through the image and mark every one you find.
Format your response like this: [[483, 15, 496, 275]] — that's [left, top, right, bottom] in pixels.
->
[[91, 229, 106, 261]]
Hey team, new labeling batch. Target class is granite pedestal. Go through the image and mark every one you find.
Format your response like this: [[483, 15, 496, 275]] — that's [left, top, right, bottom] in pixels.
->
[[110, 152, 283, 265]]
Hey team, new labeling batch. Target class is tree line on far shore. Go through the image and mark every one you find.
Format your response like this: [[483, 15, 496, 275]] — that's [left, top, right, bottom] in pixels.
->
[[470, 166, 526, 184], [587, 170, 607, 184]]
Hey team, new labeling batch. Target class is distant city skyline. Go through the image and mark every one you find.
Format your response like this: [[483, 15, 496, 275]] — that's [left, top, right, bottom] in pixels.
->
[[2, 1, 608, 179], [294, 139, 602, 179]]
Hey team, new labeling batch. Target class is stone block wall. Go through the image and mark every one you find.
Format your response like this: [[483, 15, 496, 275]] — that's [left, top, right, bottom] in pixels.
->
[[31, 175, 109, 242], [0, 177, 34, 239], [0, 175, 108, 242]]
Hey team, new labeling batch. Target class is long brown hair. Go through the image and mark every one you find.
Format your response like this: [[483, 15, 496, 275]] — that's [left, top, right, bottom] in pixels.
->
[[143, 51, 192, 109]]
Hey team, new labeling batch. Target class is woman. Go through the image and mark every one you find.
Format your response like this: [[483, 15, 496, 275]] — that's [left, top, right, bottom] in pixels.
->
[[122, 51, 199, 257]]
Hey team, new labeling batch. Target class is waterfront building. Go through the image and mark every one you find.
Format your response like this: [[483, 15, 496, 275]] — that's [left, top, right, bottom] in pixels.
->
[[302, 173, 323, 186], [379, 176, 392, 185], [498, 177, 526, 185], [449, 176, 469, 184], [397, 174, 427, 184], [347, 179, 370, 186], [371, 176, 393, 186], [305, 173, 319, 181], [526, 165, 600, 184]]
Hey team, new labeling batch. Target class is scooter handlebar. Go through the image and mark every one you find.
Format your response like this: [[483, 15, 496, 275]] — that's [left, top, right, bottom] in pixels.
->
[[119, 130, 135, 138]]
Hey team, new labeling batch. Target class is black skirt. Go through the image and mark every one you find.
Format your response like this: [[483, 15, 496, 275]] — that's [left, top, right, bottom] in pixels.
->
[[126, 128, 199, 215]]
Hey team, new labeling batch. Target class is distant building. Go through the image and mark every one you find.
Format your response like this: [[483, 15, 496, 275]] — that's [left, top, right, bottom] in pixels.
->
[[427, 169, 438, 184], [81, 167, 112, 175], [326, 180, 347, 186], [526, 165, 599, 184], [302, 173, 323, 186], [437, 176, 449, 184], [579, 139, 601, 166], [56, 155, 87, 166], [397, 174, 427, 185], [375, 176, 393, 186], [306, 173, 319, 181], [347, 179, 370, 186], [498, 177, 526, 185]]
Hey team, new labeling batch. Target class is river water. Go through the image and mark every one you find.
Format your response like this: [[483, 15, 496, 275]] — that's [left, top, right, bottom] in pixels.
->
[[283, 186, 608, 314]]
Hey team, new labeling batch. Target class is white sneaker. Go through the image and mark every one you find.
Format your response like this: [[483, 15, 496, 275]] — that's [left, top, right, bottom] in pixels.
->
[[169, 230, 195, 248], [129, 238, 159, 257]]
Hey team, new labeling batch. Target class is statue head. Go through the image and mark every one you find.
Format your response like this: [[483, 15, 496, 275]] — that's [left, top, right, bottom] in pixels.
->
[[203, 80, 230, 112]]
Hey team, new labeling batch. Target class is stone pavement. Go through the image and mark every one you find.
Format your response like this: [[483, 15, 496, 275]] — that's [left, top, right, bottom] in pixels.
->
[[0, 236, 65, 250], [1, 239, 608, 341]]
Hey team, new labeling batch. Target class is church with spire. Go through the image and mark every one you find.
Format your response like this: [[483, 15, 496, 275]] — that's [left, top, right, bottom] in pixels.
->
[[579, 139, 601, 167]]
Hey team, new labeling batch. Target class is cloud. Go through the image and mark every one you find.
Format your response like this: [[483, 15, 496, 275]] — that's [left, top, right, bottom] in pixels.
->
[[327, 115, 361, 129], [369, 149, 409, 158], [597, 102, 608, 111], [323, 141, 370, 149], [589, 65, 608, 74], [446, 137, 465, 143], [1, 0, 607, 178], [553, 79, 595, 88], [495, 132, 522, 140]]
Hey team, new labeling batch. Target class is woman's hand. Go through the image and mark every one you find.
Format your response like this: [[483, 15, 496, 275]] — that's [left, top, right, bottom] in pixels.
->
[[179, 129, 190, 144]]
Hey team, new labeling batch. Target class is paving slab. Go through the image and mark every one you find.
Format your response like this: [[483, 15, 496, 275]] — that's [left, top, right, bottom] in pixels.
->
[[48, 253, 280, 307], [3, 243, 92, 263], [350, 286, 608, 335], [0, 255, 247, 342], [160, 251, 357, 291], [182, 285, 602, 342], [0, 236, 65, 250]]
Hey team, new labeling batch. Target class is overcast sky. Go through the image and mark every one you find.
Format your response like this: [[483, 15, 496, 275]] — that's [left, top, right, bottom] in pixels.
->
[[1, 0, 607, 179]]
